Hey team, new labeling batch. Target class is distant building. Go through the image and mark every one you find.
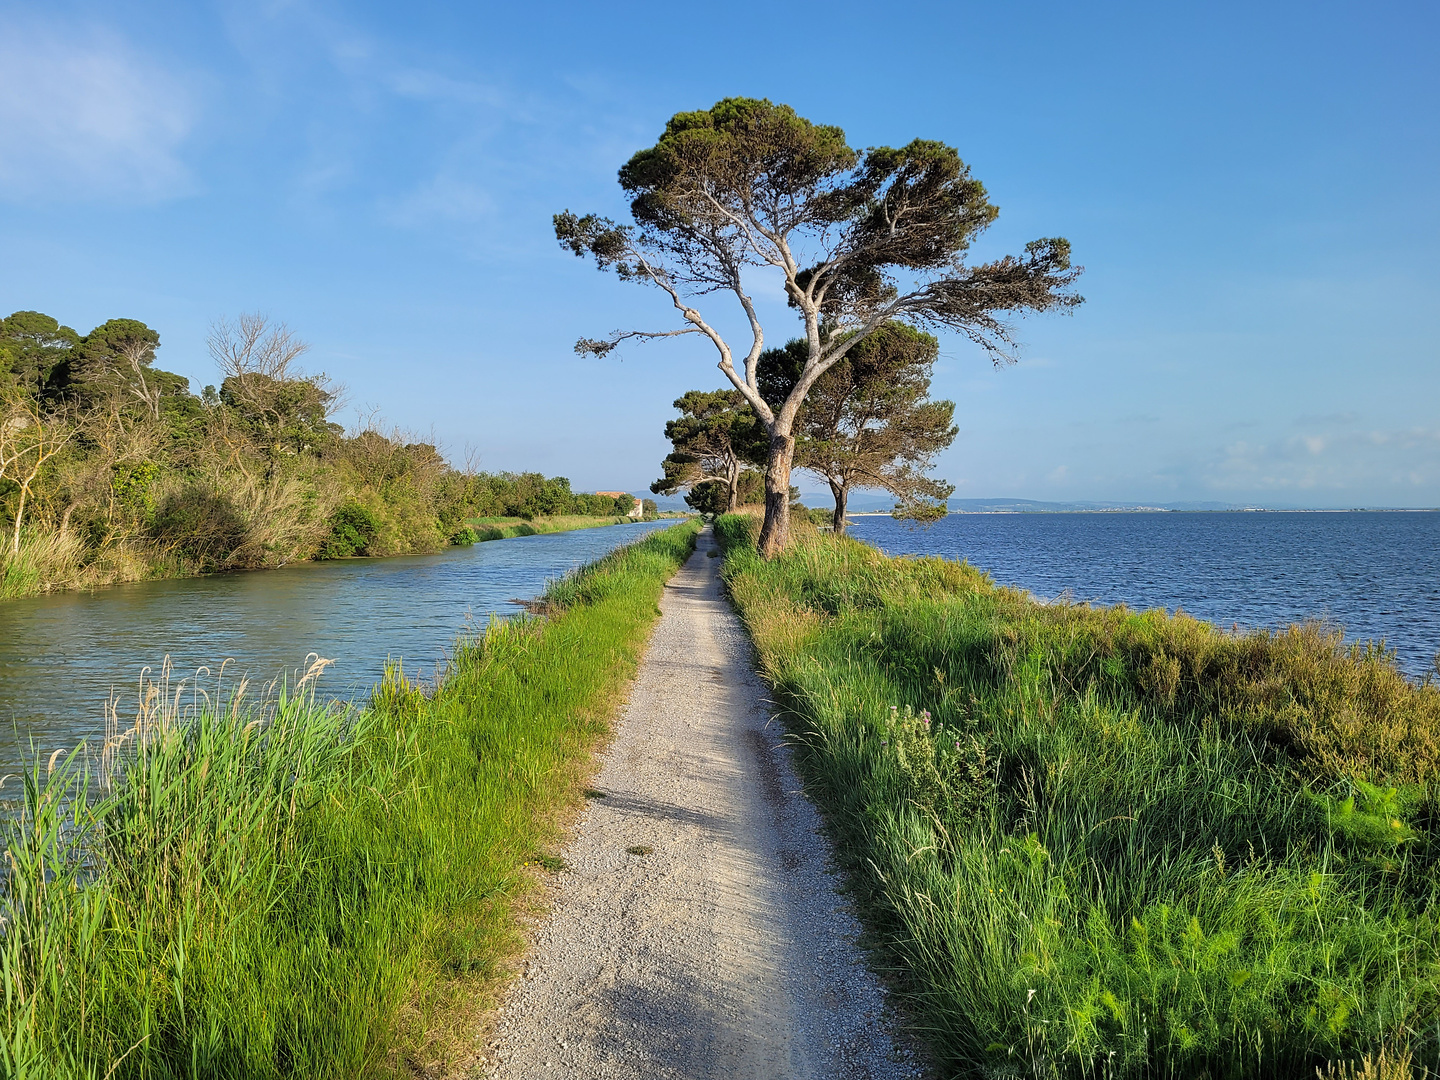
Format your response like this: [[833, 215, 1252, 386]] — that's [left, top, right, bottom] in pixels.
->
[[595, 491, 644, 518]]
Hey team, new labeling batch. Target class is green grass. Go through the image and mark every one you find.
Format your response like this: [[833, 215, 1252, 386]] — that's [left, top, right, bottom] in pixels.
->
[[0, 521, 699, 1078], [715, 513, 1440, 1080], [458, 513, 641, 543]]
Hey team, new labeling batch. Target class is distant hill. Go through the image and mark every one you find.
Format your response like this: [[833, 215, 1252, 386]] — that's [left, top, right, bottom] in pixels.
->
[[944, 498, 1243, 513], [800, 492, 1245, 513]]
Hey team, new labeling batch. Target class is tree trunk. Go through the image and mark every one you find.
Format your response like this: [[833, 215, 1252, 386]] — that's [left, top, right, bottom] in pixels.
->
[[10, 480, 28, 558], [757, 431, 794, 558], [830, 480, 848, 536], [725, 459, 740, 513]]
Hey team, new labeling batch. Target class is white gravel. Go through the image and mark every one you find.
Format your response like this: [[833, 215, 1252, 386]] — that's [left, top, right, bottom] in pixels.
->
[[480, 527, 924, 1079]]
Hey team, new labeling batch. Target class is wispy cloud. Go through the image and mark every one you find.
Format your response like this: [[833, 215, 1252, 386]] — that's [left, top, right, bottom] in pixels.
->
[[1206, 424, 1440, 494], [0, 17, 197, 202], [382, 173, 496, 227]]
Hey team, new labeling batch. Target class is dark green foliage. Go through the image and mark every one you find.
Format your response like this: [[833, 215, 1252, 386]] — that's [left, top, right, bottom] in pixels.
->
[[150, 486, 249, 568], [220, 371, 339, 455], [717, 515, 1440, 1077], [318, 501, 380, 559], [683, 470, 763, 514], [758, 322, 957, 531], [651, 389, 767, 513], [0, 311, 79, 392]]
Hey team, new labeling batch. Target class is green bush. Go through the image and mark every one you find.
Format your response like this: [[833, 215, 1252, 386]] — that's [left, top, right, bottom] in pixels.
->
[[317, 501, 380, 559], [150, 486, 248, 569]]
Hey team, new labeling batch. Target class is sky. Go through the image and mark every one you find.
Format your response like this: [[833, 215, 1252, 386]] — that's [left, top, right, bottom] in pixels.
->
[[1, 0, 1436, 507]]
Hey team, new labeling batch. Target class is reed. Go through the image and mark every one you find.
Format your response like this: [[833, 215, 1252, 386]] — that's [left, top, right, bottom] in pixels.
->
[[0, 521, 699, 1077], [715, 513, 1440, 1078]]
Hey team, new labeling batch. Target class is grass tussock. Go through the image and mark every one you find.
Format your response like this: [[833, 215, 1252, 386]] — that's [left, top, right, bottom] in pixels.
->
[[0, 521, 699, 1078], [714, 513, 1440, 1079]]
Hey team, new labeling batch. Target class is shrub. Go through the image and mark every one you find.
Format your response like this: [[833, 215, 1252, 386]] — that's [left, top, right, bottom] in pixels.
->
[[317, 501, 380, 559], [150, 486, 249, 569]]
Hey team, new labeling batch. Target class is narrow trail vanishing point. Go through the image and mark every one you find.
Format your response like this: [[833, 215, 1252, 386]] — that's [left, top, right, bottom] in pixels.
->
[[483, 526, 922, 1079]]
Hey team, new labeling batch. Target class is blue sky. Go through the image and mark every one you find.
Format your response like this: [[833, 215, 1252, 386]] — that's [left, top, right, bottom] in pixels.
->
[[1, 0, 1436, 506]]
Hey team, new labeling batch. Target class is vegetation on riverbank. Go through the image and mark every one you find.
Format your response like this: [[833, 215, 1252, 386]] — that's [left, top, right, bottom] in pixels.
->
[[0, 310, 649, 600], [715, 512, 1440, 1078], [459, 513, 654, 544], [0, 521, 698, 1078]]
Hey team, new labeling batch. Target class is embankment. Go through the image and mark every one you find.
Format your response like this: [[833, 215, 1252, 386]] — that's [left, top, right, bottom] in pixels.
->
[[463, 514, 646, 542], [0, 521, 698, 1077], [715, 512, 1440, 1079]]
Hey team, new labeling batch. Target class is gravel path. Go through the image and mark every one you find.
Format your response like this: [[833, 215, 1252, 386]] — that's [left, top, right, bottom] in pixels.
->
[[481, 527, 923, 1080]]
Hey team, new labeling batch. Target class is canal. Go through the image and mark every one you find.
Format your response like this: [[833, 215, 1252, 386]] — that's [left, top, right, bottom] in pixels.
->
[[0, 520, 675, 777]]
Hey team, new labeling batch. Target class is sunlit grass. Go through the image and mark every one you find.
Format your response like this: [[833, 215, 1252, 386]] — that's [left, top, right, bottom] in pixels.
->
[[715, 513, 1440, 1079], [0, 521, 698, 1078], [460, 514, 641, 542]]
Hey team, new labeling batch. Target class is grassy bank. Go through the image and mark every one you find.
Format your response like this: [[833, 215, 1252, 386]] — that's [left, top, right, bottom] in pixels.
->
[[0, 520, 698, 1078], [461, 514, 641, 542], [715, 513, 1440, 1079]]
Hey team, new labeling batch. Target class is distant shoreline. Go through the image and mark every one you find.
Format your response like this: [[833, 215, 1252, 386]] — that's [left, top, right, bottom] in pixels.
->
[[841, 507, 1440, 516]]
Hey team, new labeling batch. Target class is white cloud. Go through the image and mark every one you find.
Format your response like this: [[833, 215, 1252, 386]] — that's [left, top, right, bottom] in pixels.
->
[[1205, 425, 1440, 496], [0, 18, 197, 202]]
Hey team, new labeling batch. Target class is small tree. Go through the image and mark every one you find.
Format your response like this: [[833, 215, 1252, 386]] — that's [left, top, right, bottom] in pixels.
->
[[0, 389, 74, 557], [759, 323, 957, 534], [208, 314, 340, 465], [650, 389, 766, 514], [556, 97, 1081, 555]]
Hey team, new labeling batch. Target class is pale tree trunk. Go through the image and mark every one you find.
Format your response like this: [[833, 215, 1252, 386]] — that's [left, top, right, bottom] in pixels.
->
[[10, 483, 26, 558], [757, 431, 794, 558], [725, 457, 740, 514], [830, 479, 849, 536]]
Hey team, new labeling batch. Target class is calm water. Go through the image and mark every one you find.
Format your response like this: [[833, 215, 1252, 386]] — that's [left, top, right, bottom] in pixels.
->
[[0, 520, 672, 773], [847, 512, 1440, 679]]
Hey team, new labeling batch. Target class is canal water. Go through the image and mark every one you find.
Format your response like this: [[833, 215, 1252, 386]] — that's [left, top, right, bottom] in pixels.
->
[[0, 520, 674, 775]]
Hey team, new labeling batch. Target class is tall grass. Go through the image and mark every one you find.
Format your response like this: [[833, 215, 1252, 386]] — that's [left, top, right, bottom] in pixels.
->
[[715, 513, 1440, 1079], [0, 521, 698, 1078]]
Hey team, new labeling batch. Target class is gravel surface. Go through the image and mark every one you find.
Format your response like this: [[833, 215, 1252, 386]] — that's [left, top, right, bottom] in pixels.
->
[[480, 527, 924, 1079]]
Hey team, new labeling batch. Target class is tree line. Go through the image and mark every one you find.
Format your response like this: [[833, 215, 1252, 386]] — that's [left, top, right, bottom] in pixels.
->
[[0, 310, 642, 596]]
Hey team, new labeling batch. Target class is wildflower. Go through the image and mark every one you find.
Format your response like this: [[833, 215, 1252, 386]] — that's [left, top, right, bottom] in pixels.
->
[[954, 740, 961, 750], [921, 710, 931, 726]]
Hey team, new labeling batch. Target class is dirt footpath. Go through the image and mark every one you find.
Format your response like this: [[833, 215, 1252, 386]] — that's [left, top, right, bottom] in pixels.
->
[[481, 527, 922, 1080]]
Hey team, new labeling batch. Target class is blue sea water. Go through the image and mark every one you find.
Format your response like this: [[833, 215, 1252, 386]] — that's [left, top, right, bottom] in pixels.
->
[[846, 511, 1440, 679]]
